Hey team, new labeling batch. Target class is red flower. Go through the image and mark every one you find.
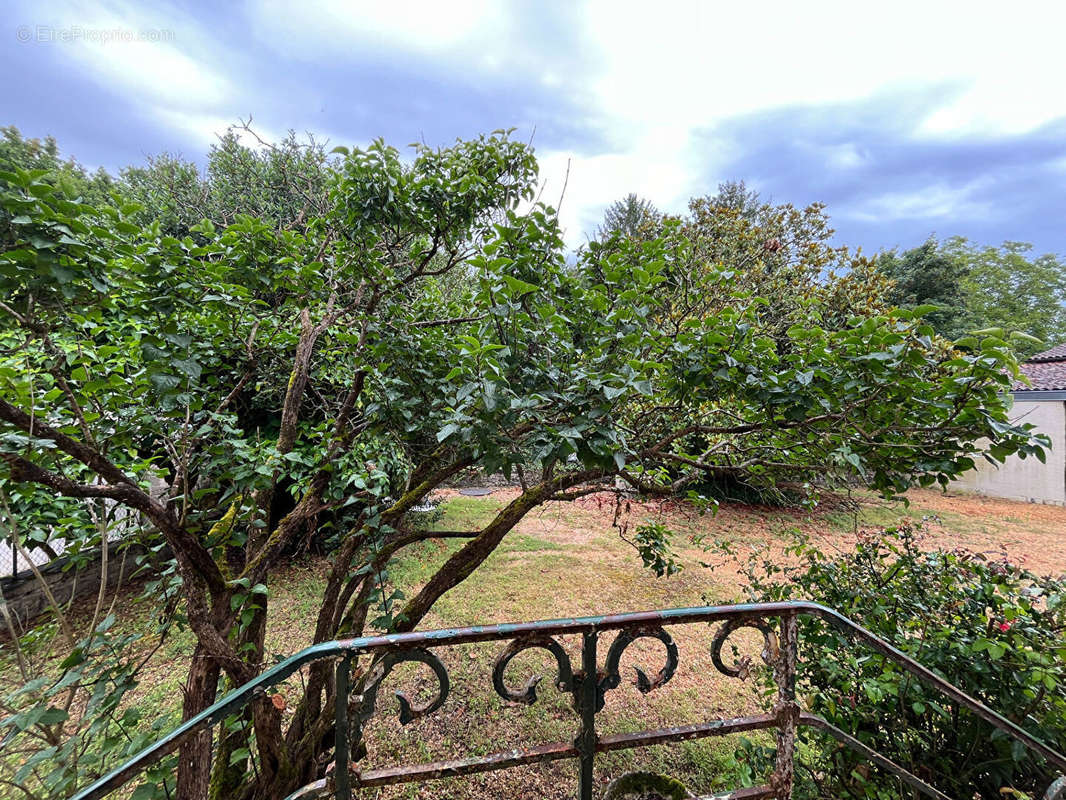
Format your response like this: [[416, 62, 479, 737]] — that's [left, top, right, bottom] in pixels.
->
[[998, 621, 1012, 633]]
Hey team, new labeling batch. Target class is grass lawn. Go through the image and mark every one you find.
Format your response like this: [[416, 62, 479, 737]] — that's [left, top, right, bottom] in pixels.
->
[[4, 488, 1065, 798]]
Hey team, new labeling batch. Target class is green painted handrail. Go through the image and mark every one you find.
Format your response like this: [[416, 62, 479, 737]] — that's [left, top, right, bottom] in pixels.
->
[[69, 601, 1066, 800]]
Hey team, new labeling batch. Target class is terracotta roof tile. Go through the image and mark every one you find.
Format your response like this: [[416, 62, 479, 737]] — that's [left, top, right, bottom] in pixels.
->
[[1016, 355, 1066, 391], [1027, 343, 1066, 362]]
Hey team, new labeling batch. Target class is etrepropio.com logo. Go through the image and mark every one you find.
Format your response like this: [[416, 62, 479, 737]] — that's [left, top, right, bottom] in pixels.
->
[[15, 25, 175, 44]]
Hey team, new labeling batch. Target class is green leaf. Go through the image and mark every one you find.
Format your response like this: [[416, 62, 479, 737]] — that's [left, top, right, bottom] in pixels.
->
[[910, 304, 940, 317], [1009, 331, 1043, 345], [502, 275, 539, 297], [37, 706, 69, 726], [172, 358, 201, 379], [436, 423, 460, 442]]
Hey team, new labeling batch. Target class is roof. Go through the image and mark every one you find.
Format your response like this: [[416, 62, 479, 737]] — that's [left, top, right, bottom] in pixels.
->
[[1026, 343, 1066, 362], [1016, 344, 1066, 391]]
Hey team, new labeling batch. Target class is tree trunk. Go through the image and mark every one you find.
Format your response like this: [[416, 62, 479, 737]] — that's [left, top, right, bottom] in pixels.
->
[[209, 704, 250, 800], [178, 645, 221, 800]]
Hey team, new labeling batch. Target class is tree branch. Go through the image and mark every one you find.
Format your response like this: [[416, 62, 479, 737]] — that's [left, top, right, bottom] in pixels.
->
[[0, 397, 135, 487]]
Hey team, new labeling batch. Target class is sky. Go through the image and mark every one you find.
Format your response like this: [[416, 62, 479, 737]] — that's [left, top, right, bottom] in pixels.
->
[[4, 0, 1066, 256]]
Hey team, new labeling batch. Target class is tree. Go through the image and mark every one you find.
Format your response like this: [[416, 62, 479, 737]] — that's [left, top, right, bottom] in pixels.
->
[[676, 182, 892, 339], [706, 179, 762, 220], [877, 237, 1066, 357], [0, 133, 1044, 800], [119, 123, 332, 237], [597, 193, 662, 240], [948, 237, 1066, 357], [877, 237, 969, 339], [0, 126, 113, 205], [0, 125, 113, 250]]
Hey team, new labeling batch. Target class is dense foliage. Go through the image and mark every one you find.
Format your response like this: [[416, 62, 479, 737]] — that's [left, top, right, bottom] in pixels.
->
[[119, 125, 332, 237], [0, 130, 1048, 800], [601, 182, 895, 343], [722, 522, 1066, 799], [879, 236, 1066, 356], [876, 238, 969, 339], [0, 127, 114, 252]]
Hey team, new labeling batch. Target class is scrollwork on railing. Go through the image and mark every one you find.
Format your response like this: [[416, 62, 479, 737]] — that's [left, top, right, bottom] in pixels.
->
[[73, 602, 1066, 800], [710, 616, 780, 680], [492, 634, 574, 705], [600, 625, 678, 702], [354, 647, 450, 726]]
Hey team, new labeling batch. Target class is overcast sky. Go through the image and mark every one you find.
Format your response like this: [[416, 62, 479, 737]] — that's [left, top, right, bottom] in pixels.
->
[[5, 0, 1066, 255]]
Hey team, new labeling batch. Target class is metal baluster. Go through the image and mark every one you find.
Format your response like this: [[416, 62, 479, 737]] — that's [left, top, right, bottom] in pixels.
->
[[578, 629, 598, 800], [772, 611, 799, 799], [67, 602, 1066, 800], [335, 653, 353, 800]]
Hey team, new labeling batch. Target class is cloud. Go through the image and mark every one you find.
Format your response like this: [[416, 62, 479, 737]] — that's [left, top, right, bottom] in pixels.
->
[[248, 0, 505, 59], [23, 0, 233, 108], [7, 0, 1066, 255], [6, 0, 252, 160], [581, 0, 1066, 137], [849, 185, 993, 224], [537, 128, 698, 248], [692, 91, 1066, 253], [543, 0, 1066, 248], [245, 0, 595, 103]]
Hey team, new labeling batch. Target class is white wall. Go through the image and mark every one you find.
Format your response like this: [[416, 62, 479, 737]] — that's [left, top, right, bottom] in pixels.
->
[[953, 399, 1066, 505]]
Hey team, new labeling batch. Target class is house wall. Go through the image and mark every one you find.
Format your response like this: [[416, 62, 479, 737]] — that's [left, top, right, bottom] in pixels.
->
[[953, 398, 1066, 505]]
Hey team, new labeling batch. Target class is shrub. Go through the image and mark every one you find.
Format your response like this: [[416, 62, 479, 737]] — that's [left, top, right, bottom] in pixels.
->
[[717, 520, 1066, 799], [0, 613, 177, 800]]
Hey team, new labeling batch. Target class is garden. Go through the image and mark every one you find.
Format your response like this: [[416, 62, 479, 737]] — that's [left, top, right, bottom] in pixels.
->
[[0, 129, 1063, 800]]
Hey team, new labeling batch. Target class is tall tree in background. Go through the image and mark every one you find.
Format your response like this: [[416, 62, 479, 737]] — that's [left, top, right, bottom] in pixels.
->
[[878, 238, 969, 339], [680, 180, 890, 336], [877, 237, 1066, 357], [119, 124, 332, 237], [706, 178, 763, 220], [596, 192, 662, 240], [948, 237, 1066, 357]]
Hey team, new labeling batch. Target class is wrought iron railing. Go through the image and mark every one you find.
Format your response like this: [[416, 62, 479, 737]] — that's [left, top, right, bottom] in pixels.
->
[[72, 601, 1066, 800]]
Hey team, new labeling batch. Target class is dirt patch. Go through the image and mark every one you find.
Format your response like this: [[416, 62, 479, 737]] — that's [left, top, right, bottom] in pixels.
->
[[920, 489, 1066, 523]]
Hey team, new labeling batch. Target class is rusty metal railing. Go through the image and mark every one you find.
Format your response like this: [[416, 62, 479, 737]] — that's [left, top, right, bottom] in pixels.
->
[[71, 601, 1066, 800]]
